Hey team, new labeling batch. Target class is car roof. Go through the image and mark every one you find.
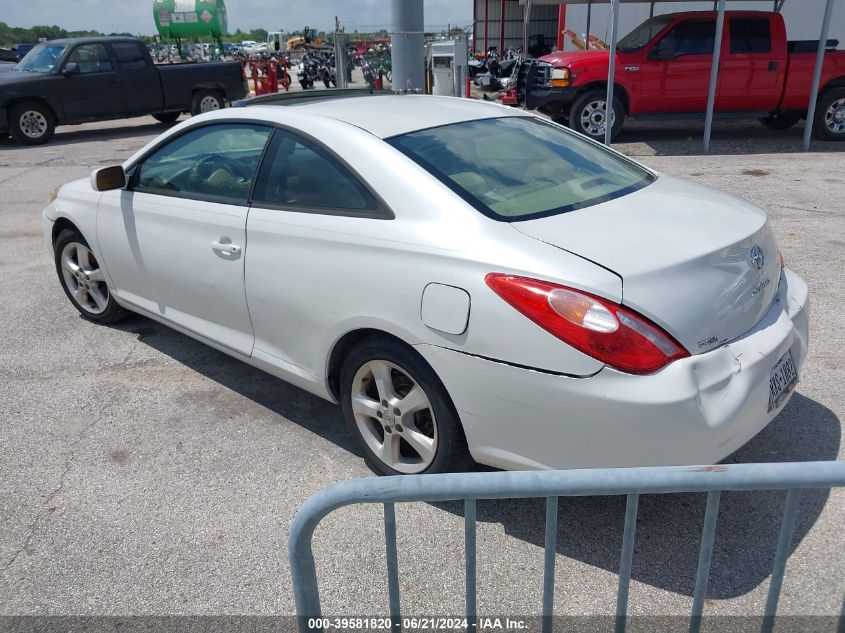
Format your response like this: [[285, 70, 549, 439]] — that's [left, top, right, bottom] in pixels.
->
[[250, 94, 525, 139], [42, 36, 141, 46]]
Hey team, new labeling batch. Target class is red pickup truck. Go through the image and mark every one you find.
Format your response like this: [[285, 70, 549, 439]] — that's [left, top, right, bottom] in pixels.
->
[[515, 11, 845, 142]]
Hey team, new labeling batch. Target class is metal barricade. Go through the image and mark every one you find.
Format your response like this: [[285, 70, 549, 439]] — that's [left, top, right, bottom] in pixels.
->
[[289, 461, 845, 633]]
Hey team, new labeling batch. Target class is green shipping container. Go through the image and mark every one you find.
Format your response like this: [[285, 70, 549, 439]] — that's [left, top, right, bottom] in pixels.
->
[[153, 0, 228, 39]]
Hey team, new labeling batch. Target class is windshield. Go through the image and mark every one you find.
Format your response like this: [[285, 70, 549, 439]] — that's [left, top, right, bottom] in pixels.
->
[[617, 15, 674, 53], [388, 117, 654, 222], [16, 44, 67, 73]]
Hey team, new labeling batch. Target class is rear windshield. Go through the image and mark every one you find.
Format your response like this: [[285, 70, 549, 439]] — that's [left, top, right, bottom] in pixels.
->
[[388, 117, 654, 221]]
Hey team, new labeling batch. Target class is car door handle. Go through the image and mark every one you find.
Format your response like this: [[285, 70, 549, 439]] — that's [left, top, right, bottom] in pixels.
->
[[211, 241, 241, 255], [768, 61, 778, 72]]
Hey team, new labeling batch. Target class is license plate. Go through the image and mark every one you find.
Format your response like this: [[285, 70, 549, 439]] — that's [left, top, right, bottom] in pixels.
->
[[768, 351, 798, 412]]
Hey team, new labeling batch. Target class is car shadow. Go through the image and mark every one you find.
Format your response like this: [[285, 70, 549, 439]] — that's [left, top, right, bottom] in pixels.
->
[[112, 314, 839, 599], [433, 393, 841, 599], [112, 315, 358, 454], [615, 119, 845, 156], [0, 119, 177, 150]]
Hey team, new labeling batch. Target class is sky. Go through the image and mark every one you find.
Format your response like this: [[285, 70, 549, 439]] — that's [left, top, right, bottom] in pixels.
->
[[1, 0, 474, 35]]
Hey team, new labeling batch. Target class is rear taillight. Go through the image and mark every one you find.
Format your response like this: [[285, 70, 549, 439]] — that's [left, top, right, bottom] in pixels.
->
[[485, 273, 689, 374]]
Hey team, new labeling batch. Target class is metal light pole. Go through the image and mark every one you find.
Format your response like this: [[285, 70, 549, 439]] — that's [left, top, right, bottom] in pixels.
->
[[334, 16, 348, 89], [523, 0, 532, 56], [604, 0, 620, 145], [703, 0, 726, 153], [390, 0, 425, 93], [803, 0, 835, 151]]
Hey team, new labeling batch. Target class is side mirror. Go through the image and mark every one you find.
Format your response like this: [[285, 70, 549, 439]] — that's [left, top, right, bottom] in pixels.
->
[[90, 165, 126, 192], [63, 62, 80, 76]]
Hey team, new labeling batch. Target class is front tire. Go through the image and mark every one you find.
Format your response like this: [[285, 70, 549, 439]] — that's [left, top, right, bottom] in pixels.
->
[[54, 229, 128, 324], [191, 89, 225, 116], [9, 101, 56, 146], [153, 111, 181, 124], [813, 87, 845, 141], [340, 337, 472, 475], [569, 89, 624, 143]]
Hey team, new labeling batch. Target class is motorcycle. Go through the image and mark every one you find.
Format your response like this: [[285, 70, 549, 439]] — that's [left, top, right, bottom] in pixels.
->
[[296, 53, 320, 89]]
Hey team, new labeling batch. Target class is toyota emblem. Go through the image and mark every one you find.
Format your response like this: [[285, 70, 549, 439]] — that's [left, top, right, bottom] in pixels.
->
[[748, 245, 765, 271]]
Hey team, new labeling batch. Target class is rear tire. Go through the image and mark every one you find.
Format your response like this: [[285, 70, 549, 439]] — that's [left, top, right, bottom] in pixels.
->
[[153, 111, 181, 124], [759, 112, 801, 130], [54, 229, 128, 325], [569, 89, 624, 143], [813, 87, 845, 141], [190, 89, 225, 116], [9, 101, 56, 146], [339, 337, 473, 475]]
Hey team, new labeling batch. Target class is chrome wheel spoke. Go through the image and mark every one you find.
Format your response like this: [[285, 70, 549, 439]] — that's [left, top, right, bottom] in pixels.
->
[[398, 385, 428, 416], [370, 361, 396, 402], [88, 286, 109, 311], [352, 394, 381, 419], [61, 255, 80, 275], [87, 268, 105, 282], [76, 245, 93, 270], [401, 424, 435, 462], [380, 432, 401, 464], [74, 286, 89, 306]]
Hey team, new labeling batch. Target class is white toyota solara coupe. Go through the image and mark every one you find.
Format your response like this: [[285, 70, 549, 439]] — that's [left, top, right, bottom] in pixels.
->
[[43, 94, 808, 475]]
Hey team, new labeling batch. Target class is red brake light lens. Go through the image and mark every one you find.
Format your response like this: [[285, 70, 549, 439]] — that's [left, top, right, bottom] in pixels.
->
[[485, 273, 689, 374]]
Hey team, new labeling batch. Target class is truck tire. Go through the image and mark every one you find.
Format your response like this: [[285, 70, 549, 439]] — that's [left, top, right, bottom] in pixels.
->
[[153, 112, 181, 124], [813, 87, 845, 141], [9, 101, 56, 146], [759, 112, 801, 130], [191, 90, 225, 116], [569, 89, 624, 143]]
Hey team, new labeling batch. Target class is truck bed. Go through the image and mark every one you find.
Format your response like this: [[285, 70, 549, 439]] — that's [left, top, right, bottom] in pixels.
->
[[157, 61, 246, 112], [780, 47, 845, 111]]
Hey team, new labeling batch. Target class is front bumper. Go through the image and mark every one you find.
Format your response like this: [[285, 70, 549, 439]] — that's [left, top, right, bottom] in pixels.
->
[[0, 106, 7, 133], [522, 85, 577, 111], [416, 267, 809, 471]]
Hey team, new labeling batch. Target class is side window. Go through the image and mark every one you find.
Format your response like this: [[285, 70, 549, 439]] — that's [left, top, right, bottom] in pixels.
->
[[657, 20, 716, 57], [134, 124, 272, 203], [112, 42, 148, 71], [730, 18, 772, 54], [253, 130, 380, 213], [66, 44, 113, 74]]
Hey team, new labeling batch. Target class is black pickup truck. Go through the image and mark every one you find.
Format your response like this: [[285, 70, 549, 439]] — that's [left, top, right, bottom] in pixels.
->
[[0, 37, 248, 145]]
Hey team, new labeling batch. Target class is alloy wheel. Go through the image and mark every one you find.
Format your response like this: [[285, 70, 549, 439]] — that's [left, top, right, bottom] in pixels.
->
[[200, 95, 222, 112], [20, 110, 48, 139], [824, 98, 845, 134], [60, 242, 109, 315], [350, 359, 438, 474], [580, 99, 615, 137]]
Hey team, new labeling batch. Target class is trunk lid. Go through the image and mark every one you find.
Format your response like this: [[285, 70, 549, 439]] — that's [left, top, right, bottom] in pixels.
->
[[513, 175, 782, 354]]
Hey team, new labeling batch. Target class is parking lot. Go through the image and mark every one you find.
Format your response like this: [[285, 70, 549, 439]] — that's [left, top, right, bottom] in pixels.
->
[[0, 114, 843, 618]]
